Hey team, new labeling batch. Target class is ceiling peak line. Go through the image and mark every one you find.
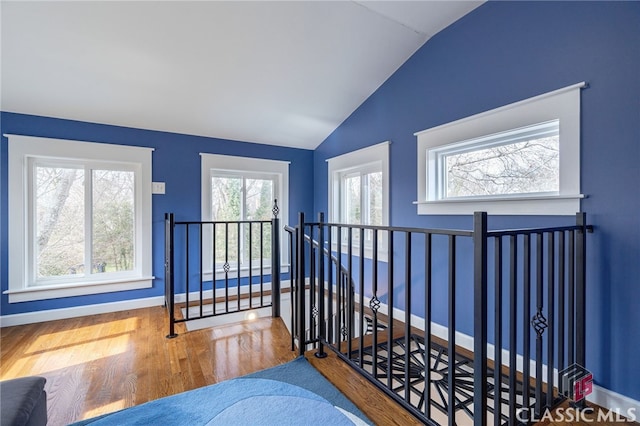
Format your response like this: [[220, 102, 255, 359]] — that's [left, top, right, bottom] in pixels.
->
[[352, 0, 430, 39]]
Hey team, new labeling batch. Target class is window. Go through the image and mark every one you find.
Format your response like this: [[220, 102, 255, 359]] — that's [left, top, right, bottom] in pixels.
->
[[416, 82, 585, 215], [6, 134, 154, 303], [328, 142, 389, 254], [432, 120, 559, 199], [201, 153, 289, 280]]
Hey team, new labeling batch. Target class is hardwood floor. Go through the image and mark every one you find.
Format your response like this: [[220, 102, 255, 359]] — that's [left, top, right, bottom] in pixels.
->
[[1, 306, 636, 425], [1, 306, 295, 425]]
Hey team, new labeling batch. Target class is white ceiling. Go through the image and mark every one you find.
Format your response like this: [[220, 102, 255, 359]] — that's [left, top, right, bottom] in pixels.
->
[[1, 1, 483, 150]]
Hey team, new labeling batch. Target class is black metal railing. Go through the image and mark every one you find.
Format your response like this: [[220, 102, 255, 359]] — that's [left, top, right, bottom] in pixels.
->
[[164, 200, 281, 338], [287, 211, 592, 426]]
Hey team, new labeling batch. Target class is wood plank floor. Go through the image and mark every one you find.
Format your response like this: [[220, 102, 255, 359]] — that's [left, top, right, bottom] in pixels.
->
[[1, 306, 635, 425], [1, 306, 295, 425]]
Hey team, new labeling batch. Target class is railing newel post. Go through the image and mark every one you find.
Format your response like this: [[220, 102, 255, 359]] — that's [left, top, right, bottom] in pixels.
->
[[165, 213, 177, 339], [271, 199, 281, 318], [575, 212, 587, 409], [315, 212, 327, 358], [473, 211, 488, 426], [296, 211, 306, 356]]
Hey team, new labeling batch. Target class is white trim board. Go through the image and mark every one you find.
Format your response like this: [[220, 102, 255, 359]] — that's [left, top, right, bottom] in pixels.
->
[[0, 296, 164, 327], [0, 280, 291, 328]]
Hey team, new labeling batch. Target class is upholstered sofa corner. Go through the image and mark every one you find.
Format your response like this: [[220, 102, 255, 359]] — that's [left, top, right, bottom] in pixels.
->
[[0, 376, 47, 426]]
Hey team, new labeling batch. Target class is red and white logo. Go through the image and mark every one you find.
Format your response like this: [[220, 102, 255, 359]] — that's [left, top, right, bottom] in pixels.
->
[[559, 364, 593, 402]]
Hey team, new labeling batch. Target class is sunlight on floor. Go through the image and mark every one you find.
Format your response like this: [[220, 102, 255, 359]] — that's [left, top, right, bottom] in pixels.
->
[[83, 399, 127, 419], [25, 317, 139, 354], [2, 318, 137, 379]]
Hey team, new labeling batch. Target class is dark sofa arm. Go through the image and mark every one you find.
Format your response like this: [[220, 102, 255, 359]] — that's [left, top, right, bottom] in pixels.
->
[[0, 376, 48, 426]]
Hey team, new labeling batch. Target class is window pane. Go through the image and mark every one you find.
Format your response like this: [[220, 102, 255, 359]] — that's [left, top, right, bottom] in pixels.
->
[[245, 178, 273, 261], [444, 134, 559, 198], [212, 176, 242, 265], [35, 166, 85, 278], [92, 170, 135, 273], [343, 174, 361, 224], [365, 172, 382, 226], [212, 176, 242, 221], [245, 178, 273, 220]]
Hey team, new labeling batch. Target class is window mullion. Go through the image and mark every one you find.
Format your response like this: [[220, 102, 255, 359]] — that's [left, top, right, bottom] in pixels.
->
[[361, 172, 367, 225], [240, 176, 247, 266], [85, 165, 93, 277], [28, 159, 37, 285]]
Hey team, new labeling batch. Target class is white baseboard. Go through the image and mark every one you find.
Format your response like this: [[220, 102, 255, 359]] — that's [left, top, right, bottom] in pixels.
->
[[0, 296, 165, 327], [589, 385, 640, 420], [0, 280, 292, 328]]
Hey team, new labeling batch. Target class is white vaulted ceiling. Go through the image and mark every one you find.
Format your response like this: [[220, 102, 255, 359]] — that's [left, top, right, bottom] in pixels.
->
[[1, 1, 483, 149]]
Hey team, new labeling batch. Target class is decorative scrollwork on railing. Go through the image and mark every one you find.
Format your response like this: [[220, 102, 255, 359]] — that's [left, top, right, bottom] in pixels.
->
[[223, 262, 230, 273], [531, 310, 548, 336], [272, 199, 279, 218], [369, 296, 381, 313]]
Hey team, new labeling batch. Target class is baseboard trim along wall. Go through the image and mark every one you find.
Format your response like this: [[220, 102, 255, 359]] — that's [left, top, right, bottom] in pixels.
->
[[0, 296, 165, 328], [0, 280, 291, 328]]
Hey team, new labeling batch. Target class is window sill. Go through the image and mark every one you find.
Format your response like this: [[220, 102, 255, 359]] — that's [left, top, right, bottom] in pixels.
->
[[414, 194, 585, 215], [4, 276, 154, 303]]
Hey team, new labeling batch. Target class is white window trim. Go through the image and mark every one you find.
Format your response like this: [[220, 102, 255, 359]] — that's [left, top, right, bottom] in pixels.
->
[[5, 134, 154, 303], [200, 153, 289, 281], [327, 141, 390, 260], [415, 82, 586, 215]]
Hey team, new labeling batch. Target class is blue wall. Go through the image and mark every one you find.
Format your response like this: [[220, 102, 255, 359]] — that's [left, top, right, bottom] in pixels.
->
[[0, 112, 314, 315], [313, 2, 640, 401]]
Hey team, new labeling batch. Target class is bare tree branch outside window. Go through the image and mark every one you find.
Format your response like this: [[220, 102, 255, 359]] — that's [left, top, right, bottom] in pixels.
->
[[444, 136, 559, 198]]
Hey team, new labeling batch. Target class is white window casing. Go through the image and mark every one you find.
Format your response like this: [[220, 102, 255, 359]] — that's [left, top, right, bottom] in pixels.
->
[[415, 82, 586, 215], [200, 153, 289, 281], [6, 134, 154, 303], [327, 141, 390, 259]]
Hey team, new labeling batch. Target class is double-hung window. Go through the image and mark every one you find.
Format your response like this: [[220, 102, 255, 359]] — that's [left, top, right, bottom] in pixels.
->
[[416, 82, 585, 215], [6, 135, 154, 303], [201, 153, 289, 280], [328, 142, 389, 256]]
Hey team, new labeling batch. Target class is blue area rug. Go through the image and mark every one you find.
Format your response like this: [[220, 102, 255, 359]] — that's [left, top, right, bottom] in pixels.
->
[[74, 357, 371, 425]]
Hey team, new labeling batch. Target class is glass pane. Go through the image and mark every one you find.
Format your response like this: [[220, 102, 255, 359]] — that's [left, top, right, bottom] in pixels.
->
[[444, 135, 559, 198], [365, 172, 382, 226], [212, 176, 242, 265], [35, 166, 85, 278], [245, 178, 273, 220], [92, 170, 135, 273], [214, 222, 239, 267], [343, 174, 361, 224], [245, 178, 273, 262], [211, 176, 242, 221]]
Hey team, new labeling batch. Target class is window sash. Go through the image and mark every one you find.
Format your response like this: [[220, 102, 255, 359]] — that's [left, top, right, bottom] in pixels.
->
[[210, 170, 277, 270], [429, 120, 560, 200], [28, 157, 142, 286], [200, 152, 290, 280]]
